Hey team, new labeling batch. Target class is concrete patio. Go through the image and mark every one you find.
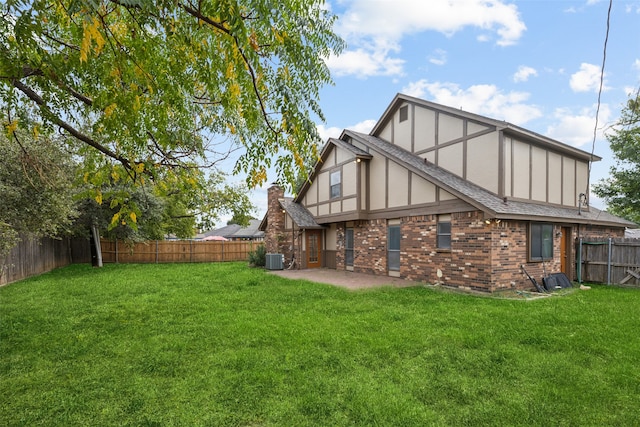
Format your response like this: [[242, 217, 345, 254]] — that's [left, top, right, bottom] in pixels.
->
[[267, 268, 424, 290]]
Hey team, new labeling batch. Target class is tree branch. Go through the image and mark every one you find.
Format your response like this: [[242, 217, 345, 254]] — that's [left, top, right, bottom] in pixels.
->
[[11, 78, 132, 169], [178, 2, 281, 137], [178, 2, 231, 35]]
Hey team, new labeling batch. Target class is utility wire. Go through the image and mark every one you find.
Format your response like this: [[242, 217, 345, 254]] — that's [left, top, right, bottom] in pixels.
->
[[587, 0, 612, 199]]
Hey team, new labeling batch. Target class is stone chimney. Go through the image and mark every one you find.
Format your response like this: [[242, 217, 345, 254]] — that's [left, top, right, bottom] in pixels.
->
[[265, 184, 285, 254]]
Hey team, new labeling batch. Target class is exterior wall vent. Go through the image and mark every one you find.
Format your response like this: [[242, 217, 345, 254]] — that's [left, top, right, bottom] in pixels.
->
[[399, 105, 409, 122]]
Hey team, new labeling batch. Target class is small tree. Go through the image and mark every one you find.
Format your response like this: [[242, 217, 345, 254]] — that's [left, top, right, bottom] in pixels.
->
[[73, 170, 255, 242], [248, 244, 266, 268], [0, 125, 77, 257], [593, 94, 640, 225]]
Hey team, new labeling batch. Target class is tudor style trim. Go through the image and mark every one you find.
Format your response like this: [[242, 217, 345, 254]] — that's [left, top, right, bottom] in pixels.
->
[[261, 94, 633, 293]]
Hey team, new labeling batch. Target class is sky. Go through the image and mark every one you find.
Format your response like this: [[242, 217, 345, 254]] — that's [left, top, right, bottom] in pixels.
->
[[227, 0, 640, 227]]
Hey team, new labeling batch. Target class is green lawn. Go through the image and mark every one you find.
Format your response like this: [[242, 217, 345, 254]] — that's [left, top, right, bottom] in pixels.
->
[[1, 263, 639, 426]]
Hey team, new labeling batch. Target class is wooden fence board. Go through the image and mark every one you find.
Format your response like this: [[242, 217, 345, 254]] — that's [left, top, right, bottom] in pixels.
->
[[0, 236, 90, 286], [0, 236, 256, 286], [99, 239, 260, 264], [578, 238, 640, 285]]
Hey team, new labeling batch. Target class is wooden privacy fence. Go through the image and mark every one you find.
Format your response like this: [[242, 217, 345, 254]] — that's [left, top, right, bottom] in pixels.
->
[[0, 236, 91, 286], [100, 239, 261, 263], [577, 238, 640, 285]]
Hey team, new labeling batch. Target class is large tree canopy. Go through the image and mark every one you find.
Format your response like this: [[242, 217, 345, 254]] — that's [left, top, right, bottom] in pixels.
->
[[1, 0, 344, 216], [593, 94, 640, 225]]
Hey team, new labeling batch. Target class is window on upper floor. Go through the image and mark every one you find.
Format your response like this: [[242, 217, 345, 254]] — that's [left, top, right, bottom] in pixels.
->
[[530, 223, 553, 261], [330, 170, 341, 199]]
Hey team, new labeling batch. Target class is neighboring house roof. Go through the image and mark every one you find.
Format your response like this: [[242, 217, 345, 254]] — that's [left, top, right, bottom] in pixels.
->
[[202, 219, 264, 239], [228, 219, 264, 239], [341, 130, 633, 228], [204, 224, 241, 238]]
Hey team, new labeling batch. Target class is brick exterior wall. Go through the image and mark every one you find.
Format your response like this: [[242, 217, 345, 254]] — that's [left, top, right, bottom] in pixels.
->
[[580, 224, 626, 239], [335, 223, 345, 270], [332, 211, 626, 293], [264, 185, 295, 265], [354, 219, 388, 275], [335, 220, 388, 274], [492, 220, 529, 291], [266, 182, 626, 291]]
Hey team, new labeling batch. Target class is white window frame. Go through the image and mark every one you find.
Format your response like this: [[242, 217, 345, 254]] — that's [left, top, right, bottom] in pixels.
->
[[330, 170, 341, 199]]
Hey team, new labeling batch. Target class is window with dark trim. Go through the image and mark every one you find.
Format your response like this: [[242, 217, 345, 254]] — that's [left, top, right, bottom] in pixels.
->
[[530, 223, 553, 261], [399, 105, 408, 122], [437, 217, 451, 249], [388, 224, 401, 271], [330, 170, 341, 199], [345, 228, 354, 267]]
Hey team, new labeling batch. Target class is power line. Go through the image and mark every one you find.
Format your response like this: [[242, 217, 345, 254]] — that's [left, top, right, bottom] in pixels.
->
[[587, 0, 612, 198]]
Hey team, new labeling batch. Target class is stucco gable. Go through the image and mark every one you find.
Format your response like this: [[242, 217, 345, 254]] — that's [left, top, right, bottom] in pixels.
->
[[371, 93, 601, 163], [295, 138, 371, 203], [344, 130, 633, 228]]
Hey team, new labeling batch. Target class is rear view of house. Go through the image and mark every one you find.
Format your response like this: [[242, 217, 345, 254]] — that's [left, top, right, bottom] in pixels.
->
[[260, 94, 633, 292]]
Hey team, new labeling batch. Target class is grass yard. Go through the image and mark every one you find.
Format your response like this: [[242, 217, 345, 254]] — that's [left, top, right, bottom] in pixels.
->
[[1, 263, 639, 426]]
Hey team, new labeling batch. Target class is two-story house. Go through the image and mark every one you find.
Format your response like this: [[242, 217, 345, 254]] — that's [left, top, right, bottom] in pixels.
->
[[260, 94, 634, 292]]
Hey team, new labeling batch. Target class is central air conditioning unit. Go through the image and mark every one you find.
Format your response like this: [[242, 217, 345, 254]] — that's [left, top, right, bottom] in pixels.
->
[[265, 253, 284, 270]]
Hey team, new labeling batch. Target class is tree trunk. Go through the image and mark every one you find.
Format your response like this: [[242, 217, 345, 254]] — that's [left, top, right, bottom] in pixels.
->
[[90, 224, 103, 268]]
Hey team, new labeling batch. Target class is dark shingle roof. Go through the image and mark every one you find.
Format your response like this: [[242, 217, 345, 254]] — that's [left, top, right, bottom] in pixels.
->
[[203, 219, 264, 239], [203, 224, 241, 238], [329, 137, 372, 158], [345, 130, 634, 228], [227, 219, 264, 238], [280, 199, 323, 229]]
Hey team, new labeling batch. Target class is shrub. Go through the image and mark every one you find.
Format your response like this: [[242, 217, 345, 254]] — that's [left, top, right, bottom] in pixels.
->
[[248, 244, 266, 267]]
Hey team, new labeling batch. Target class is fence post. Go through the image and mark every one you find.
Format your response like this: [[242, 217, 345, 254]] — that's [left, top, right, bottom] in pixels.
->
[[156, 240, 159, 264], [607, 237, 612, 285], [577, 238, 583, 283], [115, 238, 118, 263]]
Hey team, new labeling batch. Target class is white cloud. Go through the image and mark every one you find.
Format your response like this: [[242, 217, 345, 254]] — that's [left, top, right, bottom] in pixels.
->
[[513, 65, 538, 82], [350, 119, 377, 134], [317, 124, 343, 142], [429, 49, 447, 66], [325, 49, 404, 78], [317, 119, 376, 142], [337, 0, 525, 46], [402, 80, 542, 125], [329, 0, 526, 77], [570, 63, 608, 93], [545, 104, 611, 148], [633, 58, 640, 72]]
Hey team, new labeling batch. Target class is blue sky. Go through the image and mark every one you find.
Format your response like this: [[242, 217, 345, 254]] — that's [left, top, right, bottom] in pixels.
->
[[235, 0, 640, 225]]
